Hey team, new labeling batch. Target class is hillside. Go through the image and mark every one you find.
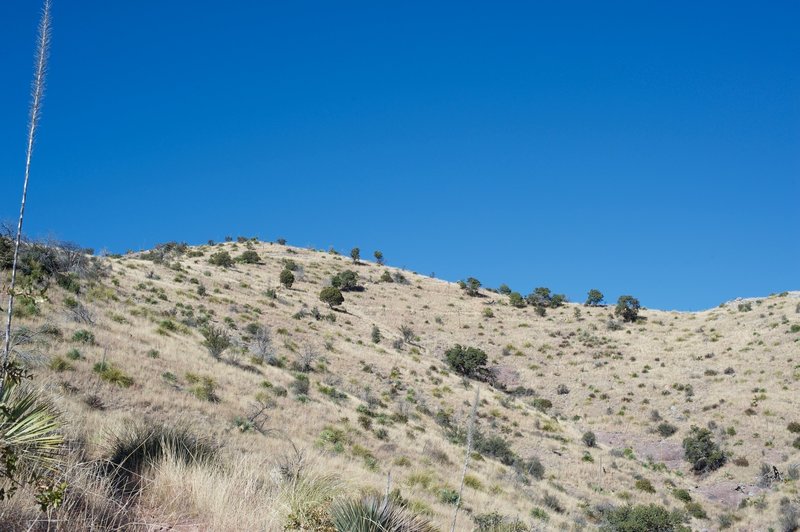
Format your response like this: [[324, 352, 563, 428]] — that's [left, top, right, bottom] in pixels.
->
[[1, 237, 799, 531]]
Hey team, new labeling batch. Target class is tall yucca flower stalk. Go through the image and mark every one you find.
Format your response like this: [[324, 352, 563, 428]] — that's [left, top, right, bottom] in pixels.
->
[[2, 1, 52, 389], [450, 388, 479, 532]]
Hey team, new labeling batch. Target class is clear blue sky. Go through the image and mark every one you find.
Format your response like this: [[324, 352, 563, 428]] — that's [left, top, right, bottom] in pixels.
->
[[1, 1, 798, 311]]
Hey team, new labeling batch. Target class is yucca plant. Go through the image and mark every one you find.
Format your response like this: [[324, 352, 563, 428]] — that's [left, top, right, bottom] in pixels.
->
[[0, 378, 64, 503], [331, 496, 436, 532]]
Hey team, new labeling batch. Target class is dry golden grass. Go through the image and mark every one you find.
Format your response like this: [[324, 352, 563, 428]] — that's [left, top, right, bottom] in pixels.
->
[[2, 240, 798, 530]]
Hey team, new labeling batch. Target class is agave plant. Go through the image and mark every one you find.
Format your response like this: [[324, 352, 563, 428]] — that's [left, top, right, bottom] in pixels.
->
[[0, 378, 63, 501], [331, 496, 436, 532]]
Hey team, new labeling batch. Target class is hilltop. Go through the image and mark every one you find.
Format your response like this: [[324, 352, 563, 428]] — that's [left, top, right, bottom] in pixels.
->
[[1, 237, 798, 531]]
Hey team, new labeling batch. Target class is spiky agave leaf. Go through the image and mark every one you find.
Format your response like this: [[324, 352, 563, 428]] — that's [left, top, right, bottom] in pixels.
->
[[331, 496, 437, 532], [0, 379, 63, 482]]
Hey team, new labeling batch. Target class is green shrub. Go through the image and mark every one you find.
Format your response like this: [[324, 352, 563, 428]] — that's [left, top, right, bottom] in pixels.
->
[[634, 478, 656, 493], [373, 250, 384, 265], [461, 277, 481, 296], [93, 361, 133, 387], [65, 348, 82, 361], [236, 250, 260, 264], [208, 251, 233, 267], [685, 502, 707, 519], [49, 356, 73, 372], [291, 374, 310, 396], [474, 433, 516, 466], [57, 273, 81, 294], [508, 292, 525, 308], [279, 269, 295, 288], [526, 287, 552, 308], [585, 289, 604, 306], [72, 329, 95, 344], [186, 373, 218, 401], [380, 270, 394, 283], [683, 426, 726, 473], [444, 344, 488, 378], [787, 421, 800, 433], [319, 286, 344, 309], [615, 295, 641, 322], [350, 247, 360, 263], [371, 325, 381, 344], [331, 270, 359, 291], [657, 423, 678, 438], [582, 431, 597, 447], [673, 489, 692, 503], [201, 325, 231, 359], [542, 493, 564, 514], [438, 488, 459, 505], [473, 511, 528, 531], [600, 504, 688, 532]]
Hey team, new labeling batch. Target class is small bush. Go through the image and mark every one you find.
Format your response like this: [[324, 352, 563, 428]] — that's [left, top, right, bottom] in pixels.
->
[[291, 374, 310, 396], [201, 325, 231, 359], [532, 398, 552, 412], [787, 421, 800, 433], [208, 251, 233, 267], [600, 504, 688, 532], [657, 423, 678, 438], [542, 492, 564, 514], [615, 295, 641, 322], [473, 511, 528, 531], [582, 431, 597, 447], [683, 425, 726, 473], [585, 289, 604, 306], [438, 488, 459, 505], [49, 356, 73, 372], [444, 344, 488, 378], [319, 286, 344, 308], [673, 489, 692, 503], [186, 373, 218, 401], [279, 269, 295, 288], [93, 361, 133, 387], [72, 329, 95, 344], [236, 250, 260, 264], [634, 478, 656, 493], [508, 292, 525, 308], [331, 270, 360, 291], [461, 277, 481, 296]]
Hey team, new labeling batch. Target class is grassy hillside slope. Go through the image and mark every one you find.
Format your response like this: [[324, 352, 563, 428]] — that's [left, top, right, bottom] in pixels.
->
[[2, 238, 798, 530]]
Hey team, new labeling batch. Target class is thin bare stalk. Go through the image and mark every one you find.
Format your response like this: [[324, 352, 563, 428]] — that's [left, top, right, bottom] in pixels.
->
[[451, 387, 479, 532], [2, 0, 52, 387]]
